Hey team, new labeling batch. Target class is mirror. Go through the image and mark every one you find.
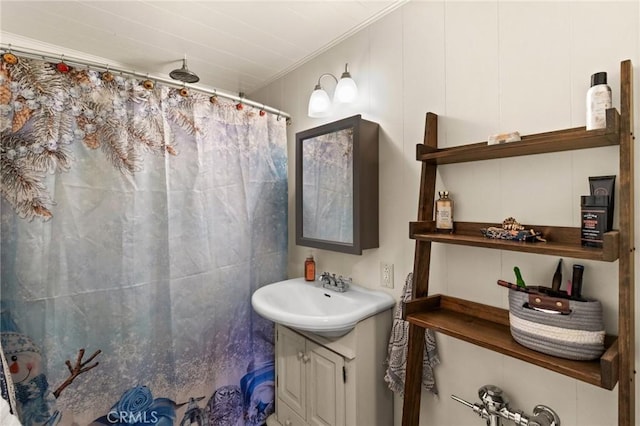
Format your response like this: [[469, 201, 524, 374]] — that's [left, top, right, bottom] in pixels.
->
[[296, 115, 379, 254]]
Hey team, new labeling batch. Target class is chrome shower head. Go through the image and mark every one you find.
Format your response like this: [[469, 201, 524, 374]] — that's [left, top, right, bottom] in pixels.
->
[[170, 56, 200, 83]]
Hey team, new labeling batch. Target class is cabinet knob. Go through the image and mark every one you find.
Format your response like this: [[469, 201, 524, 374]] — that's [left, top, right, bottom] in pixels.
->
[[285, 421, 292, 426], [302, 354, 310, 363], [297, 351, 304, 360]]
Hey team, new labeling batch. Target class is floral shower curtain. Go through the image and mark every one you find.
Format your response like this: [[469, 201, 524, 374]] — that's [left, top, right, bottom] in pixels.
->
[[0, 55, 288, 425]]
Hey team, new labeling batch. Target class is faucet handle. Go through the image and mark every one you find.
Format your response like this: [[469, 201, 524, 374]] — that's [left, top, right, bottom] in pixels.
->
[[336, 275, 351, 290], [451, 395, 488, 420]]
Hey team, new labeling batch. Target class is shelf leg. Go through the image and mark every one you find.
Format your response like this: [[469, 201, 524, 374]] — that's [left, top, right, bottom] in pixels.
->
[[618, 58, 635, 426], [401, 323, 426, 426]]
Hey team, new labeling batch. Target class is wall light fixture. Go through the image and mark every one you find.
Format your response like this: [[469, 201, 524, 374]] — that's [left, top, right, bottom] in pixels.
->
[[307, 63, 358, 118]]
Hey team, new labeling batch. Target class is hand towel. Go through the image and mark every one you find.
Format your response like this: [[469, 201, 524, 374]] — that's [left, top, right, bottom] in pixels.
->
[[384, 272, 439, 395]]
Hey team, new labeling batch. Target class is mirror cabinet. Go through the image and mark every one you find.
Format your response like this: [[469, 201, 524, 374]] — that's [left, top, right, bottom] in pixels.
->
[[295, 115, 379, 254]]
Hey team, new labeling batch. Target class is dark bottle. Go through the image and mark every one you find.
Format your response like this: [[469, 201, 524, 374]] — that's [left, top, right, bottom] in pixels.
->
[[551, 259, 563, 291], [571, 264, 585, 298]]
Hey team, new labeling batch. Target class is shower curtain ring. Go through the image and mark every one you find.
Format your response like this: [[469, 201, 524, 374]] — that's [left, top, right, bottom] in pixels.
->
[[56, 54, 70, 73], [2, 44, 18, 64], [179, 82, 189, 97], [102, 65, 114, 82], [143, 74, 155, 90], [236, 92, 245, 110]]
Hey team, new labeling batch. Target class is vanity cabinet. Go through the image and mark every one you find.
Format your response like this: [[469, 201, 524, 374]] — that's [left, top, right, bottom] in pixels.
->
[[269, 309, 393, 426], [275, 326, 345, 426], [402, 60, 634, 426]]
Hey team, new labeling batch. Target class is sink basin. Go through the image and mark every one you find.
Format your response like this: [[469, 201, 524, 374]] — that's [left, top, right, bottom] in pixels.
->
[[251, 277, 395, 337]]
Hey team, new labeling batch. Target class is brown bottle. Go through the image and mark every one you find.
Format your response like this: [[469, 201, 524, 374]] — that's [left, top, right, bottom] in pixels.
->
[[305, 255, 316, 281], [435, 191, 454, 233], [551, 259, 563, 291]]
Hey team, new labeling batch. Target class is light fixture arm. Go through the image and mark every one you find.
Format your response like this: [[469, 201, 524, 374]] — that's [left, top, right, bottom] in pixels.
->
[[340, 63, 352, 79], [315, 72, 339, 89]]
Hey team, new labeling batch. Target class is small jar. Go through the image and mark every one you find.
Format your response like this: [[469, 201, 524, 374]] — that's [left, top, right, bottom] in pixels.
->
[[304, 255, 316, 281], [435, 191, 454, 233]]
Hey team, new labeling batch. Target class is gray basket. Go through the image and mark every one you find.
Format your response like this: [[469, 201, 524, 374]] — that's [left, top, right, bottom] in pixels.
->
[[508, 289, 605, 360]]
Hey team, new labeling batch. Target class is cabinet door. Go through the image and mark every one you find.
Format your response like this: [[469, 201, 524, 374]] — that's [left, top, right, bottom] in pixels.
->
[[276, 326, 307, 419], [276, 397, 307, 426], [306, 342, 345, 426]]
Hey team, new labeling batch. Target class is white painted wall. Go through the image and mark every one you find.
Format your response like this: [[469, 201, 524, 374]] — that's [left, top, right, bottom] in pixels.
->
[[251, 1, 640, 425]]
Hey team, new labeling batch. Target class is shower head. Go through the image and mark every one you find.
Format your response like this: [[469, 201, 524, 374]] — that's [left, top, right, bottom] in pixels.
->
[[169, 56, 200, 83]]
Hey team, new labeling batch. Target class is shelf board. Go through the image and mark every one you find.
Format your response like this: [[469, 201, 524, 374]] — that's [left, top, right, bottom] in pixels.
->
[[410, 221, 619, 262], [417, 109, 620, 164], [403, 294, 619, 390]]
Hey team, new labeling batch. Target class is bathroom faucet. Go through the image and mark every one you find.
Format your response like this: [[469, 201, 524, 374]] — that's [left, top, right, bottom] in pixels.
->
[[451, 385, 560, 426], [319, 272, 351, 292]]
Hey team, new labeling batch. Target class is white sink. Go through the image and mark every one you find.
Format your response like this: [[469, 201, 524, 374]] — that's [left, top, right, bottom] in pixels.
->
[[251, 277, 395, 337]]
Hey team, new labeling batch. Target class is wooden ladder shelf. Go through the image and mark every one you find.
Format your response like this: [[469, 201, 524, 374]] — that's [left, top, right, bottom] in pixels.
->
[[401, 60, 635, 426]]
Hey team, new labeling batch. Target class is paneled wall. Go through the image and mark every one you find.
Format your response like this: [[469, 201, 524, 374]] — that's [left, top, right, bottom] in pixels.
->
[[251, 2, 640, 425]]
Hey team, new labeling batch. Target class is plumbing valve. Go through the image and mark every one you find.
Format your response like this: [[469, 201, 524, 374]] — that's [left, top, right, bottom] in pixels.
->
[[451, 385, 560, 426]]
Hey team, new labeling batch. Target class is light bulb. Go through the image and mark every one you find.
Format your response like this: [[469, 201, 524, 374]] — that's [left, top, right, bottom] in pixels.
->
[[308, 86, 331, 117], [334, 76, 358, 103]]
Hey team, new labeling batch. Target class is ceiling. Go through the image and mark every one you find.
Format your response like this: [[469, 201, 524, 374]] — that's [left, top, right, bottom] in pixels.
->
[[0, 1, 405, 96]]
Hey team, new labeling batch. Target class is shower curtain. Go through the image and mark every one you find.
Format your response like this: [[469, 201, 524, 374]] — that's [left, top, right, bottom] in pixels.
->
[[0, 55, 288, 425]]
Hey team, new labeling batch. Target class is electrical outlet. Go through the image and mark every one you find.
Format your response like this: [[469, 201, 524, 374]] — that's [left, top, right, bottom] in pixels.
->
[[381, 262, 394, 288]]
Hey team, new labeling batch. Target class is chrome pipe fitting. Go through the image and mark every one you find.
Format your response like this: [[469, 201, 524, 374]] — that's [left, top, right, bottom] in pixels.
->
[[452, 385, 560, 426]]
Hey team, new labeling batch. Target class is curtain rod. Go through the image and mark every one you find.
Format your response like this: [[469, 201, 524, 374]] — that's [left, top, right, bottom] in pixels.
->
[[0, 43, 291, 122]]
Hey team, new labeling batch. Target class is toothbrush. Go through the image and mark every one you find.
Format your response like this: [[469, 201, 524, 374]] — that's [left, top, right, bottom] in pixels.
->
[[513, 266, 526, 288]]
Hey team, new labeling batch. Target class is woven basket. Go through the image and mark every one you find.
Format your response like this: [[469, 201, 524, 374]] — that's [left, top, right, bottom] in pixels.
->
[[508, 289, 605, 360]]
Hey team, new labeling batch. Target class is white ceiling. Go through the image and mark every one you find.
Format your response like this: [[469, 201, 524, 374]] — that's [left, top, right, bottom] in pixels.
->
[[0, 1, 405, 96]]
